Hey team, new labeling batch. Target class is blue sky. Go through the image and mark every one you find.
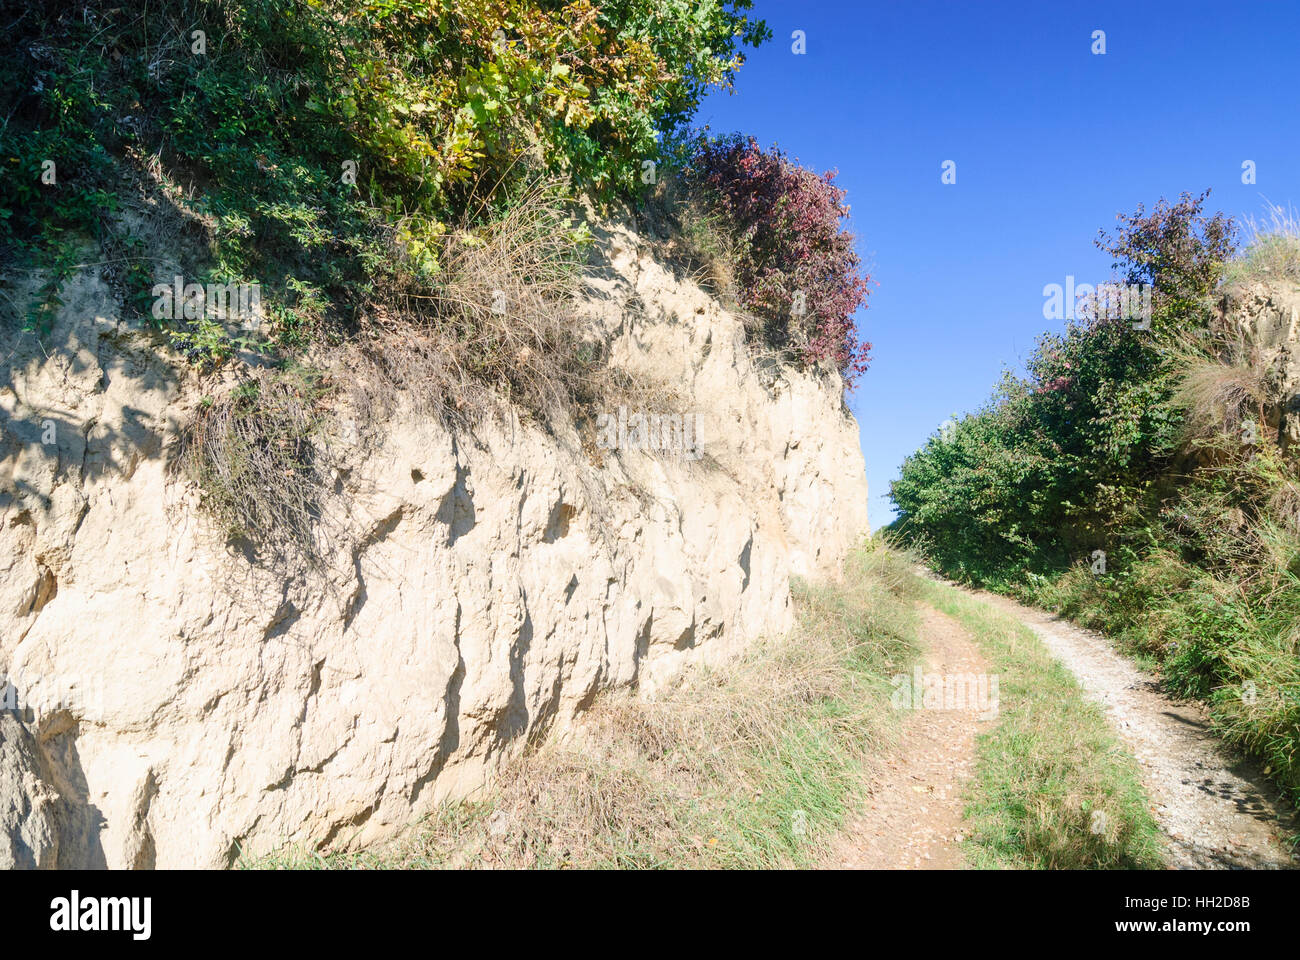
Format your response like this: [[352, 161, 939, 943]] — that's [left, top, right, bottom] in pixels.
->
[[698, 0, 1300, 528]]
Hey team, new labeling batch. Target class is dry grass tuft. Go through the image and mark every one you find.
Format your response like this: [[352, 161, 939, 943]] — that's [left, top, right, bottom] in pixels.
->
[[344, 176, 685, 461], [1172, 354, 1268, 444], [1267, 476, 1300, 536], [1167, 326, 1268, 448], [361, 177, 611, 423], [639, 177, 742, 303], [182, 365, 341, 576]]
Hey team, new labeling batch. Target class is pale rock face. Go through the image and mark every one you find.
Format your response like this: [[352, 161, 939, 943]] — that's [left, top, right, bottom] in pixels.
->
[[1222, 280, 1300, 452], [0, 223, 870, 869]]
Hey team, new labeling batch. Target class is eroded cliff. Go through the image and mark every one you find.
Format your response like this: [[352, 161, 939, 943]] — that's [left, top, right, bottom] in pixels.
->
[[0, 222, 869, 868]]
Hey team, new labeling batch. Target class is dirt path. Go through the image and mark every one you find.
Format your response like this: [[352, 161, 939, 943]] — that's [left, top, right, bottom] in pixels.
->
[[827, 607, 990, 868], [973, 589, 1299, 869]]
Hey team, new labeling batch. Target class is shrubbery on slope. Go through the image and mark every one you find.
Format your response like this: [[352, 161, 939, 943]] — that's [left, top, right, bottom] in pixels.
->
[[889, 194, 1300, 803], [4, 1, 890, 572], [3, 3, 876, 388], [687, 134, 873, 384], [1, 0, 768, 335]]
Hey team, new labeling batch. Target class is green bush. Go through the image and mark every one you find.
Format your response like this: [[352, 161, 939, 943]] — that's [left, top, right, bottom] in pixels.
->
[[1, 0, 768, 338], [890, 192, 1300, 804]]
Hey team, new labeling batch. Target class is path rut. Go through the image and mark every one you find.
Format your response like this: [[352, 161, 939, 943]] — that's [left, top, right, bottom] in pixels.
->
[[828, 606, 990, 868], [974, 589, 1299, 870]]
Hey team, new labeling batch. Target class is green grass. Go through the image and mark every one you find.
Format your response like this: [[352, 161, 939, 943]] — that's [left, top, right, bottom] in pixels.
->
[[245, 543, 923, 870], [920, 578, 1166, 869], [1022, 555, 1300, 806]]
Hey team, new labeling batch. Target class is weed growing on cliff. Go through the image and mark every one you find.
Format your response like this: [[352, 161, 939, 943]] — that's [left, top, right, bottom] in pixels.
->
[[637, 175, 743, 302], [336, 176, 623, 432], [1168, 329, 1268, 448], [182, 366, 340, 576], [343, 176, 697, 447], [1221, 202, 1300, 289], [389, 177, 600, 418]]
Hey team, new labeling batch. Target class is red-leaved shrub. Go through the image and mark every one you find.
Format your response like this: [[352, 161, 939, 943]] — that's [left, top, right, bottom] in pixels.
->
[[689, 134, 872, 385]]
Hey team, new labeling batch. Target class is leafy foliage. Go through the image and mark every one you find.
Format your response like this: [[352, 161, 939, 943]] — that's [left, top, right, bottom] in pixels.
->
[[0, 0, 768, 337], [1095, 189, 1237, 328], [688, 134, 872, 384], [891, 192, 1234, 579], [889, 192, 1300, 803]]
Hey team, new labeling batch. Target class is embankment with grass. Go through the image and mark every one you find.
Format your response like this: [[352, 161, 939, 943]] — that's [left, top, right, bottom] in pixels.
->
[[889, 194, 1300, 806]]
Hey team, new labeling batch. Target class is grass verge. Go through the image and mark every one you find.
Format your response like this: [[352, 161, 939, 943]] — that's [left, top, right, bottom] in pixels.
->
[[245, 544, 921, 869], [1023, 557, 1300, 807], [919, 578, 1166, 869]]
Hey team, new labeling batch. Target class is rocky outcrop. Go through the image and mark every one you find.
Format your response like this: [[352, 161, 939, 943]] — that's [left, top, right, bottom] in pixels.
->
[[1221, 280, 1300, 453], [0, 223, 869, 869]]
